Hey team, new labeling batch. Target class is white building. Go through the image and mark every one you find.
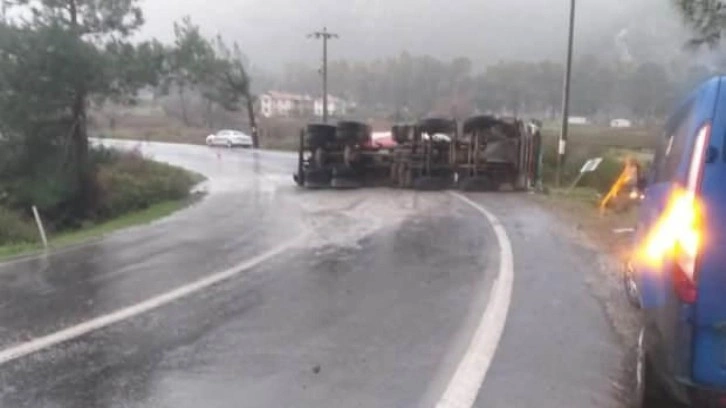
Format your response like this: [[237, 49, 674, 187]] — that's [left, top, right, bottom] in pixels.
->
[[313, 95, 348, 118], [567, 116, 589, 125], [610, 118, 633, 128], [259, 91, 314, 118]]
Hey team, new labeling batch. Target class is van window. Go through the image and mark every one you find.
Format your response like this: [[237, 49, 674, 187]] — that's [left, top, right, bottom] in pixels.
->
[[655, 100, 694, 183]]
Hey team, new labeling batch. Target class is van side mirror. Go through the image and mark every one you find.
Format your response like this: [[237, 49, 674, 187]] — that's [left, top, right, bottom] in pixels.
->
[[706, 146, 718, 164]]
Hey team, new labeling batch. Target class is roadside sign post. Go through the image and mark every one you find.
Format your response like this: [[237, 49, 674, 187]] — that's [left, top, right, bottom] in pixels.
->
[[31, 205, 49, 250], [567, 157, 602, 193]]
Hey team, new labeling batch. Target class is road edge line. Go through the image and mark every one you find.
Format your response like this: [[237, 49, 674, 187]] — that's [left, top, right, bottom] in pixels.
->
[[436, 192, 514, 408], [0, 234, 307, 366]]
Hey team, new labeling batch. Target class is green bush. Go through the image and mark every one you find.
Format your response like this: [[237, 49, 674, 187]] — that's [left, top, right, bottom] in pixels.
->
[[0, 142, 200, 241], [94, 151, 198, 220], [0, 206, 37, 245]]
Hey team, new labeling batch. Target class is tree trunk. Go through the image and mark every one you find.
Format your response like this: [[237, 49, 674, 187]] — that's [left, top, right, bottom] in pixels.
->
[[71, 89, 92, 218], [179, 86, 190, 126], [204, 99, 214, 128], [246, 95, 259, 148], [65, 0, 92, 218]]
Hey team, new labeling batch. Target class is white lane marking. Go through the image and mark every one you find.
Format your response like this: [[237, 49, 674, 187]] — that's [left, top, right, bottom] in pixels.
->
[[437, 192, 514, 408], [0, 234, 306, 366]]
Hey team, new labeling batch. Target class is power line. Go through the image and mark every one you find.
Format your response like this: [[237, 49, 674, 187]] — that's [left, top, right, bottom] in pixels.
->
[[307, 27, 338, 123]]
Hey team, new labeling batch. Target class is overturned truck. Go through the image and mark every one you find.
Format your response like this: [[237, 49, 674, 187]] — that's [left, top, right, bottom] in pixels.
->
[[390, 117, 457, 190], [455, 115, 537, 191], [294, 115, 540, 191], [293, 121, 392, 189]]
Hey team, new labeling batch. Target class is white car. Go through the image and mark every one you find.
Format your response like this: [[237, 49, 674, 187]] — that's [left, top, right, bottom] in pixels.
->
[[205, 130, 253, 148]]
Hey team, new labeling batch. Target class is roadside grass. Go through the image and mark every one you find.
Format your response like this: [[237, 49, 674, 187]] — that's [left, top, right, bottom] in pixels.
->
[[536, 124, 650, 236], [0, 198, 191, 262], [534, 186, 638, 259], [540, 124, 657, 151], [538, 124, 658, 195]]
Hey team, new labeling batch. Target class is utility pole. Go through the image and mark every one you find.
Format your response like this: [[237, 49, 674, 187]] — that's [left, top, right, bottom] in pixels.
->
[[556, 0, 576, 187], [308, 27, 338, 123]]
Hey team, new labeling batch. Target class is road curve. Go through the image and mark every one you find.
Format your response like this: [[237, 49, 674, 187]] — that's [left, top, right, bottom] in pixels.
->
[[0, 141, 625, 408]]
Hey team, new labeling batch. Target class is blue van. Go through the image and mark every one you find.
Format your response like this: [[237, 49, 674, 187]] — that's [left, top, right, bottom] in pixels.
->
[[626, 76, 726, 407]]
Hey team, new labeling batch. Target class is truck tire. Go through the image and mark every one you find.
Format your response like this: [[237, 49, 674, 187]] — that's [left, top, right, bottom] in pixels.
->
[[418, 117, 456, 135], [460, 176, 496, 192], [398, 165, 413, 188], [331, 165, 360, 189], [332, 165, 357, 179], [313, 147, 326, 168], [390, 162, 400, 184], [304, 168, 332, 188], [392, 125, 412, 144], [632, 323, 686, 408], [337, 121, 371, 144], [343, 145, 360, 167], [633, 327, 669, 408], [413, 176, 450, 191], [306, 124, 336, 150]]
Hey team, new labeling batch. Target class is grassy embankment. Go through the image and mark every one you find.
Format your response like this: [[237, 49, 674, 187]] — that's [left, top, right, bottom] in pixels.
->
[[0, 149, 204, 261], [536, 123, 658, 264], [0, 200, 189, 260]]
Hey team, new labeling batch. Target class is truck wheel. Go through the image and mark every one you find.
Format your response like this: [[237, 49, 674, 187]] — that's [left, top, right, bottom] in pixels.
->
[[390, 162, 400, 184], [331, 165, 360, 189], [343, 145, 359, 167], [337, 121, 371, 144], [303, 168, 332, 189], [398, 165, 412, 188], [306, 124, 336, 150], [632, 327, 675, 408], [460, 176, 496, 192], [313, 147, 326, 168], [413, 176, 449, 191], [397, 164, 406, 188], [623, 261, 641, 309]]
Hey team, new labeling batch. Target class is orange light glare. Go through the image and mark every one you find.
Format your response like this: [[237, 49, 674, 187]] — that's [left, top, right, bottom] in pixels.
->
[[639, 188, 703, 267]]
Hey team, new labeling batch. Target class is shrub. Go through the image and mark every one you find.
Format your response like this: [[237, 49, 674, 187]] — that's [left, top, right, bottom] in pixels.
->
[[0, 206, 37, 245], [0, 143, 200, 241], [94, 151, 198, 220]]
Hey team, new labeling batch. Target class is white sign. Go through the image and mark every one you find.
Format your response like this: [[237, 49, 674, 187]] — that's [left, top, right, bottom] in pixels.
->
[[580, 157, 603, 173]]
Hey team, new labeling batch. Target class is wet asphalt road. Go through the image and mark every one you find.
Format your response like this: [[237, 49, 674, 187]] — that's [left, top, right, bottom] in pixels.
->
[[0, 141, 626, 407]]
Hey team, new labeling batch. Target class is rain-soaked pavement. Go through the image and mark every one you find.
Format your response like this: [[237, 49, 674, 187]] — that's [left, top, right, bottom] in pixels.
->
[[0, 141, 627, 407]]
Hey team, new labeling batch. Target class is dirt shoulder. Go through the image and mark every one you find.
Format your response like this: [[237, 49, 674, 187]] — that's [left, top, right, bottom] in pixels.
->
[[533, 191, 641, 343], [532, 191, 643, 404]]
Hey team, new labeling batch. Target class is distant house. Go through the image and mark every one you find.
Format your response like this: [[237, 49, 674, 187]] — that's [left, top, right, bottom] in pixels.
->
[[568, 116, 589, 125], [259, 91, 314, 118], [135, 87, 155, 103], [313, 95, 349, 118], [610, 118, 633, 128]]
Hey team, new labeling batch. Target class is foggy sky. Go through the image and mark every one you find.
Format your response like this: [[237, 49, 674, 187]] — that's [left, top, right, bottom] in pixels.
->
[[139, 0, 693, 71]]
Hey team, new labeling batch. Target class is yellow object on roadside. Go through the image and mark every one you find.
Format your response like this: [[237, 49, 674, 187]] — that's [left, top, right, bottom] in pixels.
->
[[599, 157, 639, 214]]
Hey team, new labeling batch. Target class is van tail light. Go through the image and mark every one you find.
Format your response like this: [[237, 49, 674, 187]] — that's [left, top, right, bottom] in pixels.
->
[[638, 123, 710, 304], [674, 244, 698, 304], [672, 122, 710, 303]]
